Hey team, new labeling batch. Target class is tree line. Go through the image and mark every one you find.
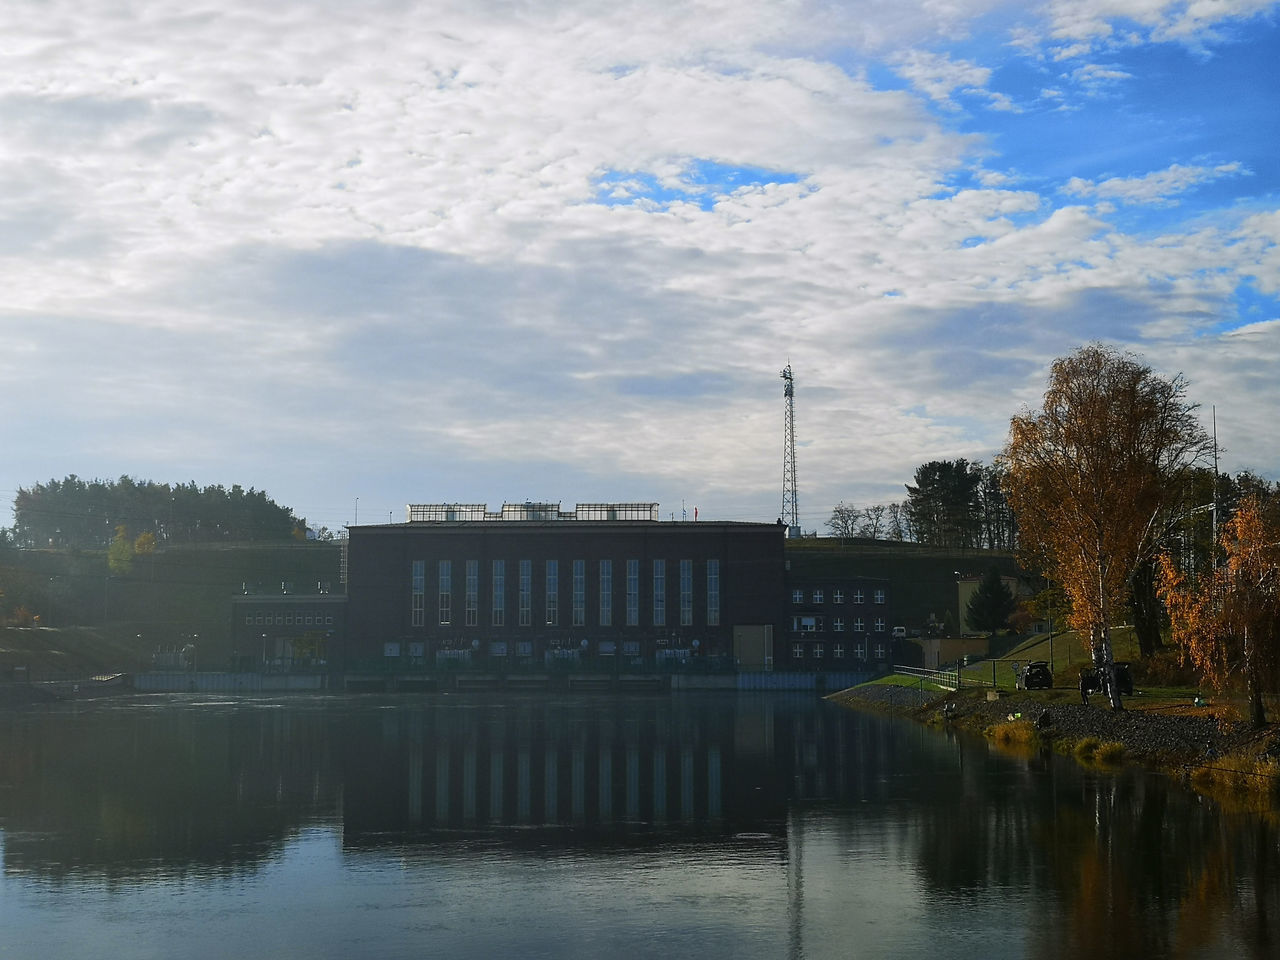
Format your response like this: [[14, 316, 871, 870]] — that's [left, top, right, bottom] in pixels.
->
[[9, 475, 303, 550], [827, 459, 1017, 550]]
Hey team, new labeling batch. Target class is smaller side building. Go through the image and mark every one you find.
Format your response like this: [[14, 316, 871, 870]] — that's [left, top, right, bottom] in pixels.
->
[[231, 593, 348, 671], [783, 573, 896, 670]]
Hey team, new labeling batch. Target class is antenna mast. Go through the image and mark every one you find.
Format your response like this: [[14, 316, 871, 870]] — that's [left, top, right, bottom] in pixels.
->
[[781, 364, 799, 534]]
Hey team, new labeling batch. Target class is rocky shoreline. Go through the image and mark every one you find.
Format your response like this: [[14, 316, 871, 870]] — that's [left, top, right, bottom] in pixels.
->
[[830, 682, 1280, 785]]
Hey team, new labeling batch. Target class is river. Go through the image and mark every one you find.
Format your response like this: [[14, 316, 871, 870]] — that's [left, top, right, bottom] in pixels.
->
[[0, 692, 1275, 959]]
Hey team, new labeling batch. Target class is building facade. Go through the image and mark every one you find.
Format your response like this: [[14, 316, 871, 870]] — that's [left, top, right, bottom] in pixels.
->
[[231, 593, 348, 671], [342, 504, 785, 671], [783, 573, 896, 669]]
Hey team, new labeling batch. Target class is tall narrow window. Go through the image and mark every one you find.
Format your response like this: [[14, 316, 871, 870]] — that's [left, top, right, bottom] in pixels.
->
[[465, 560, 478, 627], [545, 559, 559, 626], [652, 559, 666, 627], [519, 560, 531, 626], [411, 560, 425, 627], [438, 560, 452, 625], [572, 559, 586, 626], [706, 559, 720, 626], [492, 560, 505, 626], [680, 559, 693, 626], [626, 559, 639, 626], [599, 559, 612, 626]]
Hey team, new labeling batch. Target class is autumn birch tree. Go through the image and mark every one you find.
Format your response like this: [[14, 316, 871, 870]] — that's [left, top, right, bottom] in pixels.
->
[[1158, 497, 1280, 727], [1001, 344, 1212, 709]]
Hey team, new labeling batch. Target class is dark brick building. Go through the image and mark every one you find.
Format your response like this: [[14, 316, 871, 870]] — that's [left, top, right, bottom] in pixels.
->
[[783, 572, 895, 669], [342, 503, 785, 671]]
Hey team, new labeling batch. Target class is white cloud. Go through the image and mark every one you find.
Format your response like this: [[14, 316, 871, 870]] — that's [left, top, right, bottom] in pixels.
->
[[0, 1, 1275, 530], [1042, 0, 1277, 56], [1064, 162, 1249, 204]]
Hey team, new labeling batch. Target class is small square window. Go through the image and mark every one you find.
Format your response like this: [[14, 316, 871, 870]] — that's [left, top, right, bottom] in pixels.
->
[[833, 618, 844, 632], [834, 644, 845, 659], [812, 590, 823, 603], [855, 644, 866, 659], [875, 643, 885, 659], [813, 644, 824, 659], [792, 643, 804, 659], [833, 589, 844, 604], [874, 589, 885, 604], [792, 589, 804, 603], [853, 590, 864, 604], [874, 618, 885, 632]]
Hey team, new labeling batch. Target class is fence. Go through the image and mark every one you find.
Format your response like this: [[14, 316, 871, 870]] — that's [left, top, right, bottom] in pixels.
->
[[894, 665, 994, 691]]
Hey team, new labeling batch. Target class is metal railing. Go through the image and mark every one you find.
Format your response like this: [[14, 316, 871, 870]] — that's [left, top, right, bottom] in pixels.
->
[[894, 665, 994, 691]]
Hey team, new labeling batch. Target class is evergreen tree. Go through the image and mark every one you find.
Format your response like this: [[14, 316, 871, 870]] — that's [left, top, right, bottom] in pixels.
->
[[966, 568, 1017, 635]]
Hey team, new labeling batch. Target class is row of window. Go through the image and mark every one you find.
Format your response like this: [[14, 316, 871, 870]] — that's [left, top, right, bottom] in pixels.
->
[[791, 642, 886, 659], [792, 588, 884, 604], [791, 616, 886, 633], [384, 638, 655, 658], [245, 612, 335, 627], [410, 559, 721, 629]]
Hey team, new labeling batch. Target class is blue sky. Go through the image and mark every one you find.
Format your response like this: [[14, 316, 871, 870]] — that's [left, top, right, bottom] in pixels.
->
[[1, 0, 1277, 533]]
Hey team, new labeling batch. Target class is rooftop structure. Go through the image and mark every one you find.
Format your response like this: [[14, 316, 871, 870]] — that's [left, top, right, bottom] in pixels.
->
[[405, 502, 660, 523]]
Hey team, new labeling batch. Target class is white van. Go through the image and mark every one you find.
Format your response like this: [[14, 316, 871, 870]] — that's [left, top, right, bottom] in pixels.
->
[[891, 626, 907, 639]]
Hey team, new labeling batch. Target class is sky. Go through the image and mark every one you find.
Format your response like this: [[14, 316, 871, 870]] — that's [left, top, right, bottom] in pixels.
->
[[2, 0, 1277, 534]]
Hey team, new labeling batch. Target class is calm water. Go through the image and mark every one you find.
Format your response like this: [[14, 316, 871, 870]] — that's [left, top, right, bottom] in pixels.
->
[[1, 692, 1276, 960]]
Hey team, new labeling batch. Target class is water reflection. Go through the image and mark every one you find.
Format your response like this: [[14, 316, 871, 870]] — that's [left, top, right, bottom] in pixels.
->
[[1, 693, 1277, 959]]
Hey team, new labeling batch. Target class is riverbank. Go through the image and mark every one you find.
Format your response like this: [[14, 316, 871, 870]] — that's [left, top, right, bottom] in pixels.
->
[[830, 681, 1280, 800]]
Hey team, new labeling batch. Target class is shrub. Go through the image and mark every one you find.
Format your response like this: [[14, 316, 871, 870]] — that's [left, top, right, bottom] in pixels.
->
[[1095, 741, 1125, 765], [990, 719, 1037, 747], [1073, 737, 1100, 762]]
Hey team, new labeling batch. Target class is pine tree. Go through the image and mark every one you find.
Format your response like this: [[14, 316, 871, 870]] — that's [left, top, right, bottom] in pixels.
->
[[965, 568, 1017, 635]]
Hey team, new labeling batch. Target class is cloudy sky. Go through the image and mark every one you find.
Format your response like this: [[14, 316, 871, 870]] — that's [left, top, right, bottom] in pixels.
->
[[2, 0, 1277, 533]]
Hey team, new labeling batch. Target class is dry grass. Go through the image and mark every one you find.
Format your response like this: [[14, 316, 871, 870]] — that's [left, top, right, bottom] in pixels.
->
[[990, 719, 1038, 747], [1094, 741, 1125, 765], [1073, 737, 1101, 762], [1190, 751, 1280, 804]]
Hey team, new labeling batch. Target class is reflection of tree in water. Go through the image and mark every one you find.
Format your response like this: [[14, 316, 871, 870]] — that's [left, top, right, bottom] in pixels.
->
[[1022, 771, 1280, 960], [0, 701, 339, 882], [898, 737, 1280, 960]]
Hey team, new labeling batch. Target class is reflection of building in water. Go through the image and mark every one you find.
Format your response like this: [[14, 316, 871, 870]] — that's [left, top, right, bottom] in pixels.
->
[[340, 696, 923, 841]]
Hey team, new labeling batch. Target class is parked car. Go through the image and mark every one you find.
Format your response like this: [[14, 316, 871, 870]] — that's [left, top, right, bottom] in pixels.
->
[[891, 626, 907, 639], [1022, 660, 1053, 690]]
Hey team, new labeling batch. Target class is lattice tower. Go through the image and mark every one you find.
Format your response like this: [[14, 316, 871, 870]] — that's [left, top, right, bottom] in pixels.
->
[[781, 364, 798, 531]]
